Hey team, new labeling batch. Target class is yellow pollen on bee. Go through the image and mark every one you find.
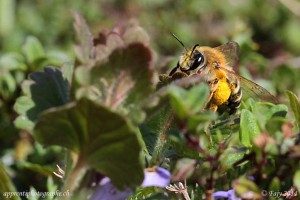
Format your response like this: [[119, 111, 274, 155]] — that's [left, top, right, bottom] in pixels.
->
[[212, 79, 231, 106], [209, 69, 231, 109]]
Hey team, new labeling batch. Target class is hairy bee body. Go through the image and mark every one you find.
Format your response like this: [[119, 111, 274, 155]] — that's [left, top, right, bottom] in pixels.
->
[[169, 40, 275, 114], [227, 76, 242, 114]]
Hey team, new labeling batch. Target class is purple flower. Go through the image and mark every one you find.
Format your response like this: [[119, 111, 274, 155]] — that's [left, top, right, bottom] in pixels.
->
[[213, 189, 241, 200], [89, 177, 133, 200], [142, 166, 172, 187], [90, 167, 171, 200]]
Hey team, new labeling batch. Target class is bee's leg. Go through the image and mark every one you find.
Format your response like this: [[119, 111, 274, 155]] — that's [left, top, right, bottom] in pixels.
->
[[202, 78, 220, 145], [203, 78, 220, 111]]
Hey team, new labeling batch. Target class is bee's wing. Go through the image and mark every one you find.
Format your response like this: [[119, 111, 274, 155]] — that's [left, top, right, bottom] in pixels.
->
[[215, 41, 240, 68], [220, 67, 278, 103]]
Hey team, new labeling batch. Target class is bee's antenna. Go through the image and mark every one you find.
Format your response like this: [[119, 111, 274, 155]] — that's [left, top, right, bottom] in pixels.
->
[[190, 44, 199, 58], [170, 32, 187, 52]]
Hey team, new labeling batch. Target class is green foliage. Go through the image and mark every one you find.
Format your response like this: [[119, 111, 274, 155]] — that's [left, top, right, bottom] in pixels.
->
[[74, 13, 154, 124], [286, 90, 300, 129], [294, 170, 300, 193], [233, 177, 260, 199], [14, 67, 70, 131], [34, 98, 144, 189], [168, 84, 209, 119], [240, 109, 260, 147], [1, 1, 300, 200], [21, 36, 45, 67], [0, 162, 20, 200]]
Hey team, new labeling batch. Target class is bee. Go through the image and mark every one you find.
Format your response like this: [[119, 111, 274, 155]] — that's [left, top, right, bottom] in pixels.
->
[[169, 34, 277, 114]]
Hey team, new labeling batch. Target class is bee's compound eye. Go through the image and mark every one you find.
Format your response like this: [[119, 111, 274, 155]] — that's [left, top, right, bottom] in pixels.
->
[[190, 53, 204, 70]]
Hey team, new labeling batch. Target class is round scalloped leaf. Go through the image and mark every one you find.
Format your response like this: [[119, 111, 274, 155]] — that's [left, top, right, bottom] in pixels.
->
[[89, 43, 154, 109], [123, 24, 150, 45], [14, 67, 70, 131], [94, 33, 125, 62], [34, 98, 144, 189], [76, 43, 154, 123]]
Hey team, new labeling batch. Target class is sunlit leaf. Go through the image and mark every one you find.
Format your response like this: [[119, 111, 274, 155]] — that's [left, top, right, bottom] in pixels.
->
[[21, 36, 45, 65], [0, 52, 26, 71], [294, 170, 300, 193], [286, 90, 300, 129], [240, 109, 260, 147]]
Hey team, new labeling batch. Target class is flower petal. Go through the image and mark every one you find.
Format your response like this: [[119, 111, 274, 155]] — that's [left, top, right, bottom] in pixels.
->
[[142, 167, 171, 188]]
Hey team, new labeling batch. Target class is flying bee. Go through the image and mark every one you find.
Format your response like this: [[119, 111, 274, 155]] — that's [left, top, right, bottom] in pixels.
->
[[169, 34, 277, 114]]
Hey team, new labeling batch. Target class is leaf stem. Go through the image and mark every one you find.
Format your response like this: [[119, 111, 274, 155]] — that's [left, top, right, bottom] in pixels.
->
[[63, 155, 87, 199]]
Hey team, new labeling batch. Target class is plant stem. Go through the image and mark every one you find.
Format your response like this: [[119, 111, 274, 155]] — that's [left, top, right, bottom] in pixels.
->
[[150, 112, 174, 165], [63, 156, 87, 199]]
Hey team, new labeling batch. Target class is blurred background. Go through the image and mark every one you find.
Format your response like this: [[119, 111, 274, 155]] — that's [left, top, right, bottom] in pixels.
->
[[1, 0, 300, 195]]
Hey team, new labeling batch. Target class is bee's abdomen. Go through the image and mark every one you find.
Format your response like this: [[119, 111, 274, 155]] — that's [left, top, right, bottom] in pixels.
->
[[228, 80, 242, 114]]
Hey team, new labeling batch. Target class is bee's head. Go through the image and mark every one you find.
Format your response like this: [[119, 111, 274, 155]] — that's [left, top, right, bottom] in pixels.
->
[[178, 44, 206, 75], [179, 46, 228, 76], [170, 33, 227, 76]]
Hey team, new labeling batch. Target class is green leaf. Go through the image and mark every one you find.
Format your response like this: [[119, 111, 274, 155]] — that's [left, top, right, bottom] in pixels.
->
[[294, 170, 300, 193], [21, 36, 45, 65], [14, 67, 70, 131], [0, 0, 15, 36], [188, 111, 217, 131], [186, 84, 209, 114], [76, 43, 154, 125], [253, 103, 288, 129], [168, 84, 209, 119], [46, 176, 58, 196], [18, 161, 54, 176], [233, 177, 261, 199], [268, 177, 280, 196], [286, 90, 300, 129], [28, 187, 39, 200], [33, 98, 144, 189], [14, 115, 34, 130], [89, 43, 154, 108], [0, 52, 26, 71], [0, 162, 20, 200], [123, 21, 150, 45], [0, 71, 17, 99], [240, 109, 260, 147], [220, 147, 247, 171], [61, 62, 74, 85], [168, 86, 188, 118]]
